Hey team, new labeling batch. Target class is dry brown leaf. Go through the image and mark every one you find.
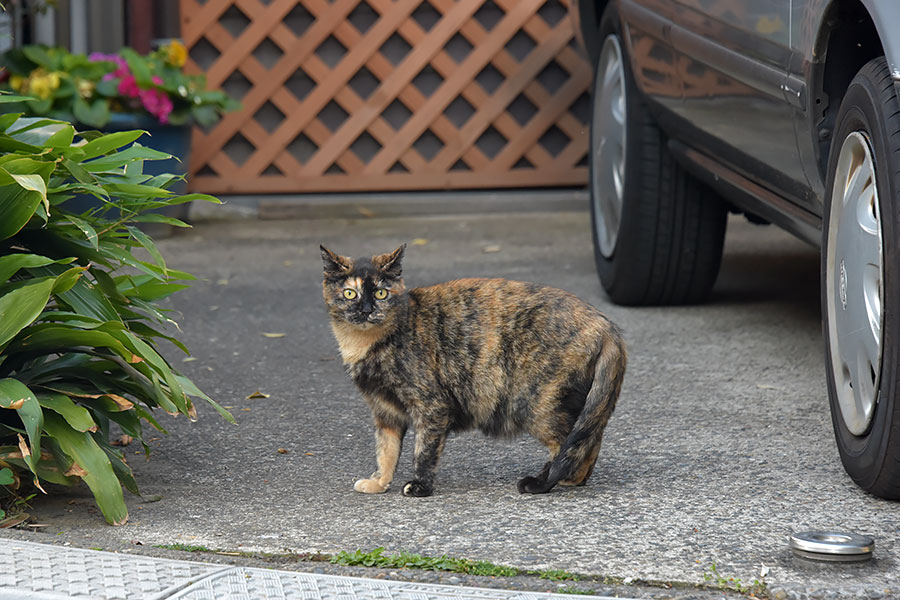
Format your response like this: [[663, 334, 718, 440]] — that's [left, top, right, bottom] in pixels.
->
[[106, 394, 134, 411], [357, 206, 375, 218], [261, 332, 286, 339], [6, 398, 24, 410], [128, 354, 144, 364], [0, 514, 28, 529], [17, 434, 30, 459], [277, 448, 288, 454], [246, 391, 270, 399], [65, 463, 88, 477], [304, 452, 315, 456], [111, 435, 134, 447]]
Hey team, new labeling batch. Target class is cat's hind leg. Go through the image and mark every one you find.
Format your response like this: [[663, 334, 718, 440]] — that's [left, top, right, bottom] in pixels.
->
[[517, 433, 562, 494], [559, 443, 601, 487], [355, 424, 404, 494]]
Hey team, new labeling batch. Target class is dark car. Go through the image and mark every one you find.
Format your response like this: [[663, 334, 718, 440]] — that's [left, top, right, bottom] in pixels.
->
[[569, 0, 900, 499]]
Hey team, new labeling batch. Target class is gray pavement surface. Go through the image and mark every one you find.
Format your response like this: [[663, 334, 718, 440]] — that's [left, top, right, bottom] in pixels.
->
[[4, 203, 900, 599]]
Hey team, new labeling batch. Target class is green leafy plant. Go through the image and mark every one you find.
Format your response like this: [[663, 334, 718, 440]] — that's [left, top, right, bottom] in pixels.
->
[[331, 547, 520, 577], [0, 109, 233, 525], [0, 42, 239, 128]]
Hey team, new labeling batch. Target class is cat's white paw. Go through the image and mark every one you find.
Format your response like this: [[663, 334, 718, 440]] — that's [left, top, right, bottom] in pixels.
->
[[354, 478, 388, 494]]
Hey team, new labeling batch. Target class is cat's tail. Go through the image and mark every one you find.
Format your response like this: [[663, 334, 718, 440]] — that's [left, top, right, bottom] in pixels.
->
[[518, 329, 627, 494]]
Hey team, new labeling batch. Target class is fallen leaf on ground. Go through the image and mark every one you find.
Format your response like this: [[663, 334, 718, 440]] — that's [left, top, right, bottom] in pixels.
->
[[482, 244, 501, 253], [261, 332, 286, 338], [0, 514, 28, 528], [246, 391, 270, 399], [111, 435, 134, 447], [217, 551, 242, 556], [182, 357, 197, 362], [217, 279, 229, 286], [304, 452, 315, 456], [357, 206, 375, 218], [241, 408, 252, 412], [412, 238, 428, 246], [277, 448, 289, 454]]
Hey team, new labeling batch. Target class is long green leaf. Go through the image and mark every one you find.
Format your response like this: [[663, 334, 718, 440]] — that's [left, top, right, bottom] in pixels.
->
[[0, 277, 56, 349], [0, 254, 75, 283], [126, 225, 166, 276], [176, 375, 235, 425], [80, 130, 145, 161], [38, 393, 96, 433], [42, 411, 128, 525], [0, 378, 43, 476]]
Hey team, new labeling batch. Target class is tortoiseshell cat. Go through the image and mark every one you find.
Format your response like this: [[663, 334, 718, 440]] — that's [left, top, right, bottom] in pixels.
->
[[321, 244, 627, 496]]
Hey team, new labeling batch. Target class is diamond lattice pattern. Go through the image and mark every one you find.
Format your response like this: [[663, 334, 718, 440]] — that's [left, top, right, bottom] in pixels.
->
[[181, 0, 590, 192]]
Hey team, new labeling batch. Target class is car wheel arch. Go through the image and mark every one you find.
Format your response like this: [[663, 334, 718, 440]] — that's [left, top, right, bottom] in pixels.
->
[[812, 0, 885, 179]]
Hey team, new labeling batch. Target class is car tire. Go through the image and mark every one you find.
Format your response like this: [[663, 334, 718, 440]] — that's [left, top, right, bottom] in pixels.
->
[[824, 57, 900, 499], [589, 5, 727, 305]]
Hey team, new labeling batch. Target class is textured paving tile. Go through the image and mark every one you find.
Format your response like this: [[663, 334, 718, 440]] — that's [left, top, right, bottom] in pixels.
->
[[0, 539, 623, 600], [0, 539, 221, 599]]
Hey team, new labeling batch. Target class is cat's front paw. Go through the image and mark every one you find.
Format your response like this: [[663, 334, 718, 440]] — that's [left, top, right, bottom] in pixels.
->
[[354, 478, 388, 494], [401, 480, 432, 497]]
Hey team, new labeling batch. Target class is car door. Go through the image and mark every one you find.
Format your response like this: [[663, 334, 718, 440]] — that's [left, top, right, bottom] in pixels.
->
[[621, 0, 815, 210]]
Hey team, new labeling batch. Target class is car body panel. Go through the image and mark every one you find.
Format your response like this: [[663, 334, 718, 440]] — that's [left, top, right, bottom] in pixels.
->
[[570, 0, 900, 245]]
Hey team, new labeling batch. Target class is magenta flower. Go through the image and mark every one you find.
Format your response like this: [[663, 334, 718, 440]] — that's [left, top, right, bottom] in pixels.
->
[[139, 87, 173, 124], [117, 74, 140, 98]]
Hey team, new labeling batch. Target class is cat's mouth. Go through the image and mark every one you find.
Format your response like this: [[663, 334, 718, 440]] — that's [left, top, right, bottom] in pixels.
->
[[349, 314, 384, 327]]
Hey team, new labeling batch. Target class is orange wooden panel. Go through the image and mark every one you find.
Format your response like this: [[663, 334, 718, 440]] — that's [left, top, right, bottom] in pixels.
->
[[179, 0, 592, 193]]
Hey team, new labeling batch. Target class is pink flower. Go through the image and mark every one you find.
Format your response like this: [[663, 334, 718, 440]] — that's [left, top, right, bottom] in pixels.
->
[[139, 87, 173, 124], [118, 74, 140, 97]]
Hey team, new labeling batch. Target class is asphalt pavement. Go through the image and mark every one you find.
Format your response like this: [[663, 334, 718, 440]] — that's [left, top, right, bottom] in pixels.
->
[[5, 197, 900, 599]]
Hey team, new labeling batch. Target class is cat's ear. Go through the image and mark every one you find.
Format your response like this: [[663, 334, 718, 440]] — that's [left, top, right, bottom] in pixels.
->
[[373, 243, 406, 278], [320, 245, 352, 279]]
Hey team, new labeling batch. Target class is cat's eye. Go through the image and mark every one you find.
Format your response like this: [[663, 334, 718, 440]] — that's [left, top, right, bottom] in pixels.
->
[[342, 289, 358, 300], [374, 288, 388, 300]]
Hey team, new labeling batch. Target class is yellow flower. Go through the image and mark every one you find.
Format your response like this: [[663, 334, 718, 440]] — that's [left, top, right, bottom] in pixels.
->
[[166, 40, 188, 68], [9, 75, 24, 91], [26, 68, 61, 100]]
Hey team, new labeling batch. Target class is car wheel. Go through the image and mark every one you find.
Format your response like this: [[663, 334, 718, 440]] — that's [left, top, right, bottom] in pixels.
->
[[589, 6, 727, 305], [824, 57, 900, 499]]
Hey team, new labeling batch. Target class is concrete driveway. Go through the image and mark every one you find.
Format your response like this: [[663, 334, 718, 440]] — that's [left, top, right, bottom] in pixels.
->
[[16, 203, 900, 598]]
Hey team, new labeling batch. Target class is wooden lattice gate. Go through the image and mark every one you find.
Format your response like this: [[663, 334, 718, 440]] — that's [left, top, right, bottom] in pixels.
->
[[180, 0, 591, 193]]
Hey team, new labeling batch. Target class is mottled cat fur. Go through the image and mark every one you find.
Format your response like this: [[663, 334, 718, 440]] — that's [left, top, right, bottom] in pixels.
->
[[321, 244, 626, 496]]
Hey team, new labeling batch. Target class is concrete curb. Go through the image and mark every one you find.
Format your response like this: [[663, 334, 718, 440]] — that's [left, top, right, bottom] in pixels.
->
[[0, 539, 632, 600], [187, 189, 589, 221]]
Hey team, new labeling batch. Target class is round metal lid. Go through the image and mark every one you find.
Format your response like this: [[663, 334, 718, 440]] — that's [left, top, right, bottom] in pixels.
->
[[789, 531, 874, 562]]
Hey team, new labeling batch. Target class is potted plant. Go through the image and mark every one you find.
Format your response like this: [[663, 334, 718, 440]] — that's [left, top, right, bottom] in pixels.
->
[[0, 42, 239, 217]]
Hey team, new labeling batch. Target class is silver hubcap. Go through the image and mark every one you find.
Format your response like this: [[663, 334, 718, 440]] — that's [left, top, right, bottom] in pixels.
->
[[826, 131, 884, 436], [591, 34, 627, 258]]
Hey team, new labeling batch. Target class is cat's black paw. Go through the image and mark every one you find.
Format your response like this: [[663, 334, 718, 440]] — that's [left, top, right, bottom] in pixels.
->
[[402, 480, 432, 497], [517, 476, 552, 494]]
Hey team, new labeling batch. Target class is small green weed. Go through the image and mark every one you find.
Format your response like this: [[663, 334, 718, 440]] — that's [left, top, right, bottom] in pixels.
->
[[532, 568, 580, 582], [330, 547, 519, 577], [702, 563, 767, 597]]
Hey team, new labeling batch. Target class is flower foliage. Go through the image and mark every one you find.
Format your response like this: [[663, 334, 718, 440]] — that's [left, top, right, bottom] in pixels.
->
[[0, 42, 239, 128], [0, 106, 233, 525]]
